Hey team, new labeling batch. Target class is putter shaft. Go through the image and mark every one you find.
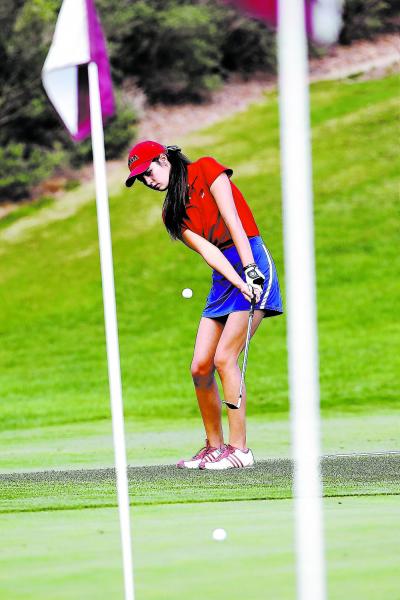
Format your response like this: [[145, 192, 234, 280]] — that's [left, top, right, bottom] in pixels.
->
[[224, 296, 256, 410]]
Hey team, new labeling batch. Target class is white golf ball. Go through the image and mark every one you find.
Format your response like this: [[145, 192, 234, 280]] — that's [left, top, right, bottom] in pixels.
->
[[182, 288, 193, 299], [212, 528, 227, 541]]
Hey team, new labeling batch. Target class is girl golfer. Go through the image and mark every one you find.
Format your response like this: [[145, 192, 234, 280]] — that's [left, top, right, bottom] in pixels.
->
[[126, 141, 283, 470]]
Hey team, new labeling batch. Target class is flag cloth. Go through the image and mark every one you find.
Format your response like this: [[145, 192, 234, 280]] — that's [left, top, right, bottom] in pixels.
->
[[223, 0, 342, 44], [223, 0, 278, 25], [42, 0, 115, 141]]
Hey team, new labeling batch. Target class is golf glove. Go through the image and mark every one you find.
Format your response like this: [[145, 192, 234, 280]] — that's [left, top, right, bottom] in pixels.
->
[[244, 263, 265, 300]]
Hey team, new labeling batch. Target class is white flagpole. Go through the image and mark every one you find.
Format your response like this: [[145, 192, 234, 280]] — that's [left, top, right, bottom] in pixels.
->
[[277, 3, 326, 600], [88, 61, 135, 600]]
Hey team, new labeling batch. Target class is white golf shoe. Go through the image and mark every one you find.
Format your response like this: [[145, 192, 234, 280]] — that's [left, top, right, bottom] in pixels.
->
[[199, 444, 255, 470], [176, 440, 223, 469]]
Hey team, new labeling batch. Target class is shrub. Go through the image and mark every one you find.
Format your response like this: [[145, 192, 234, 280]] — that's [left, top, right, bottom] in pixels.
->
[[219, 9, 276, 77], [0, 0, 137, 201], [2, 0, 398, 203], [101, 1, 224, 103], [0, 142, 64, 201], [339, 0, 393, 44]]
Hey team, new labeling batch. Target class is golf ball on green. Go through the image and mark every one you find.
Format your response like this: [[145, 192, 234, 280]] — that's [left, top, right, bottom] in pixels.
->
[[212, 528, 227, 541], [182, 288, 193, 299]]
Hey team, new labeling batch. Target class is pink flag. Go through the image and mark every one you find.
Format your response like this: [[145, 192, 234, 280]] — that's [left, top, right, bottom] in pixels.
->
[[223, 0, 342, 44], [42, 0, 115, 141], [225, 0, 278, 25]]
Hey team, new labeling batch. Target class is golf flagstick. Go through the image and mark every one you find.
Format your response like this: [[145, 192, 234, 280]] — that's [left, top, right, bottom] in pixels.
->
[[278, 3, 326, 599], [224, 295, 256, 410], [88, 62, 135, 600], [42, 2, 135, 597]]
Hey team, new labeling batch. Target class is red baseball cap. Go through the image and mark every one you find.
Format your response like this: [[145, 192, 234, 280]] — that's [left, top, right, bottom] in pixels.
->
[[125, 140, 167, 187]]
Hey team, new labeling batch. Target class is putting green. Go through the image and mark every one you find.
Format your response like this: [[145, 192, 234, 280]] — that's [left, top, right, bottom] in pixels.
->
[[0, 496, 398, 600]]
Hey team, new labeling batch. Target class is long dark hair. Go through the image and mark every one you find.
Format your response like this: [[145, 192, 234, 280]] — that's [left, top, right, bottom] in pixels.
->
[[160, 146, 191, 241]]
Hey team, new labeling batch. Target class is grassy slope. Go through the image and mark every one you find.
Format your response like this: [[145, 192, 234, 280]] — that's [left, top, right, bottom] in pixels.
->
[[0, 75, 399, 430]]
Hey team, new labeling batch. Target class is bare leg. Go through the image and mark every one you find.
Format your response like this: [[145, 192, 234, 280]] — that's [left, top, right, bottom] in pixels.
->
[[190, 317, 225, 448], [214, 310, 265, 449]]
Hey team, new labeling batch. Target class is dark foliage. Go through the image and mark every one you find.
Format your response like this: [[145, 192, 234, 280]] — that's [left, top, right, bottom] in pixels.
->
[[0, 0, 136, 202], [1, 0, 398, 202], [339, 0, 395, 44]]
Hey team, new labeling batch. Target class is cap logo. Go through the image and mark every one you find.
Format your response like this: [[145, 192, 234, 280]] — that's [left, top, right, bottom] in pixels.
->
[[128, 154, 139, 168]]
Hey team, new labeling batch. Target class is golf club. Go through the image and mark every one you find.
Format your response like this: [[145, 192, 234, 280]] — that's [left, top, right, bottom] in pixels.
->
[[223, 294, 256, 410]]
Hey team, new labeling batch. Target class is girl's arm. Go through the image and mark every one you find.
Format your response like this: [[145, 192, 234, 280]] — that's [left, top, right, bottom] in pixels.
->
[[210, 173, 256, 268], [181, 229, 253, 301]]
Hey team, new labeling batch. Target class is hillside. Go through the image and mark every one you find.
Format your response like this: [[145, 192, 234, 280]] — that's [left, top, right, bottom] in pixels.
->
[[0, 74, 398, 430]]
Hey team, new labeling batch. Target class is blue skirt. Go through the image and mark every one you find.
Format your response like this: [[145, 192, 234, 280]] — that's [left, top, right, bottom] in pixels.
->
[[202, 236, 283, 323]]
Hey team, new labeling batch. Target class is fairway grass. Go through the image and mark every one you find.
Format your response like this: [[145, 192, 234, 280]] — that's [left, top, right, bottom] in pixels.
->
[[0, 496, 399, 600], [0, 412, 399, 473]]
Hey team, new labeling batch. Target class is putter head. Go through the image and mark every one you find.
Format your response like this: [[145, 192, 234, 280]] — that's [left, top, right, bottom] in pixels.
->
[[222, 399, 240, 410]]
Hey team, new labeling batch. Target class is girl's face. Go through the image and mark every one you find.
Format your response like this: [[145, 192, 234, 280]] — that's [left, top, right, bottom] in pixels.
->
[[139, 154, 171, 191]]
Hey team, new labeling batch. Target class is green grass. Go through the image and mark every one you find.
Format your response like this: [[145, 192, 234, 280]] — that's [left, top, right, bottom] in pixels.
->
[[1, 412, 398, 513], [0, 74, 399, 430], [1, 454, 398, 513], [0, 412, 399, 473], [0, 195, 55, 230], [0, 497, 399, 600], [0, 76, 400, 600], [0, 74, 399, 598]]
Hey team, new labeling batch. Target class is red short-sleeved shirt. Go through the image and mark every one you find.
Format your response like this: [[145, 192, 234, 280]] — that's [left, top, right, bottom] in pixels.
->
[[179, 156, 259, 249]]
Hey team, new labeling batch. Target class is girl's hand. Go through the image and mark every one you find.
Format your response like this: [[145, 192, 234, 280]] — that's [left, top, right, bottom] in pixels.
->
[[238, 281, 261, 304], [243, 263, 265, 302]]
